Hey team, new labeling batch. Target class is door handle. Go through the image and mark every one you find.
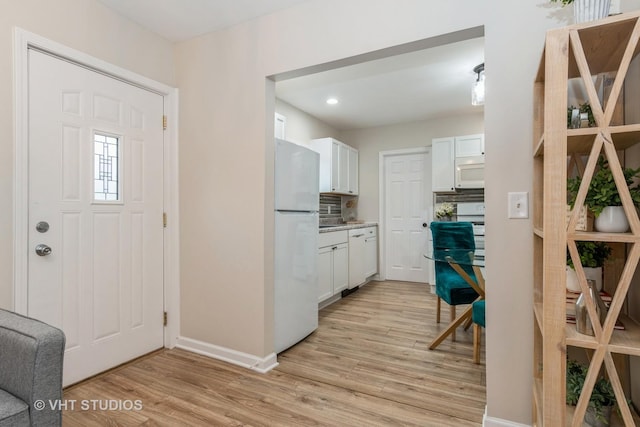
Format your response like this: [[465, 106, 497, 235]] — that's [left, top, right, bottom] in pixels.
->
[[422, 223, 428, 228], [35, 244, 52, 256]]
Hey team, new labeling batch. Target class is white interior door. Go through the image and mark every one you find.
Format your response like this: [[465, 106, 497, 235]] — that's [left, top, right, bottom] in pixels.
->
[[383, 150, 431, 282], [27, 49, 165, 386]]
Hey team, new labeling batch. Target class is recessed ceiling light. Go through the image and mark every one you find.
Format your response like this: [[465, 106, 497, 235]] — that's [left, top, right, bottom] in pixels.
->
[[326, 98, 339, 105]]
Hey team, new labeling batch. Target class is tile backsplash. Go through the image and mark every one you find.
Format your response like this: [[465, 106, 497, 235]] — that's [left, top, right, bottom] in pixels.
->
[[320, 194, 342, 223], [319, 194, 358, 224]]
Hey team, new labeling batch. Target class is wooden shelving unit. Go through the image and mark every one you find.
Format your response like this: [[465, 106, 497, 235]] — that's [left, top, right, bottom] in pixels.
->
[[533, 12, 640, 426]]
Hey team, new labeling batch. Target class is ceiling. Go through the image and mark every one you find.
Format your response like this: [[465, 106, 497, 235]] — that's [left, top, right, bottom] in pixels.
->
[[275, 37, 485, 130], [97, 0, 313, 42], [97, 0, 484, 130]]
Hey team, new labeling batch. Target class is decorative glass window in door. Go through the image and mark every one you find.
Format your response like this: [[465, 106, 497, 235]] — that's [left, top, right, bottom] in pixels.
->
[[94, 133, 120, 201]]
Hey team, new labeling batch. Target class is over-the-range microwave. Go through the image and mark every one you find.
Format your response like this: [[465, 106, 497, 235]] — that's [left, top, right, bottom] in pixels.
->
[[455, 155, 484, 189]]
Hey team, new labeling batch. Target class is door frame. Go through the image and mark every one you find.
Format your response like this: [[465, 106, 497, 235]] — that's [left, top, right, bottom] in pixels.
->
[[378, 147, 430, 282], [13, 28, 180, 348]]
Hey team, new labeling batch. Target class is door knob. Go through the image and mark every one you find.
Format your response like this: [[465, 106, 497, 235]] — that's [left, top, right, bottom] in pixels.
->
[[35, 244, 52, 256], [422, 223, 428, 228]]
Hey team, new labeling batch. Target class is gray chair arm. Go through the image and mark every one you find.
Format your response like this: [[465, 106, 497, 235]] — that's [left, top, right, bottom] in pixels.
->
[[0, 309, 65, 427]]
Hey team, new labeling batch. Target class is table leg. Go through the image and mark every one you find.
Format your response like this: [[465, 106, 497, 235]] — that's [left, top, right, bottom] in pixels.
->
[[429, 305, 474, 350], [463, 315, 473, 331]]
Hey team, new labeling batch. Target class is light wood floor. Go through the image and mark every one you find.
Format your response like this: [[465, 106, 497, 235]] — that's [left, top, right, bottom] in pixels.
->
[[63, 280, 486, 426]]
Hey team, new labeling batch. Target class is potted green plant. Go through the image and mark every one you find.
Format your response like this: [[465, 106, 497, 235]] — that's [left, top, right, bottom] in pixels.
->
[[567, 156, 640, 232], [567, 103, 596, 128], [566, 359, 616, 426], [566, 241, 611, 292]]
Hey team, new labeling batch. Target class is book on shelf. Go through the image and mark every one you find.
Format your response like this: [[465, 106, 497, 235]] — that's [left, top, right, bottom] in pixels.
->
[[565, 315, 625, 330], [565, 290, 624, 330], [566, 289, 612, 304]]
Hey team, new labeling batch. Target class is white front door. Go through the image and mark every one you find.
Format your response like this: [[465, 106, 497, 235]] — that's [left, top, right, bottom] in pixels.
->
[[27, 49, 165, 386], [383, 151, 431, 282]]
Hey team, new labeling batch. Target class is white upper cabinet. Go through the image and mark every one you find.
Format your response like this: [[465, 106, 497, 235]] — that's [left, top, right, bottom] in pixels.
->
[[347, 147, 358, 195], [431, 137, 455, 192], [311, 137, 359, 195], [432, 134, 485, 192], [454, 134, 484, 157], [329, 141, 346, 193]]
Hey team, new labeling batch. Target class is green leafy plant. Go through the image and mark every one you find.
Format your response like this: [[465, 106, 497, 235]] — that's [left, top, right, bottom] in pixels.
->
[[566, 359, 616, 423], [567, 156, 640, 217], [567, 103, 596, 128], [566, 241, 611, 269]]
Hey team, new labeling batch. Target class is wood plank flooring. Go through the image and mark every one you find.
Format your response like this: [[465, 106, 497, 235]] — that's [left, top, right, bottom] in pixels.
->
[[63, 280, 486, 426]]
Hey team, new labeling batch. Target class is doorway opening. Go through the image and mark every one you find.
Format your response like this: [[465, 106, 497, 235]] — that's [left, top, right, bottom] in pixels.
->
[[267, 25, 485, 284]]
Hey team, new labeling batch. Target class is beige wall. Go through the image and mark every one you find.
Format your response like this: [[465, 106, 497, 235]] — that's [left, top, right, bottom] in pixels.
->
[[340, 112, 485, 221], [174, 1, 565, 424], [275, 99, 339, 145], [5, 1, 640, 425], [0, 0, 175, 309]]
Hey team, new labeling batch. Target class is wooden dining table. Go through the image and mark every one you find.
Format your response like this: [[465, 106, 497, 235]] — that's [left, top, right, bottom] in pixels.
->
[[424, 248, 485, 350]]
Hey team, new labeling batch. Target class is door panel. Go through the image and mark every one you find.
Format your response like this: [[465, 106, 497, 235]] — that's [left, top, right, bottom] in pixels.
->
[[318, 247, 333, 302], [333, 244, 349, 293], [384, 152, 431, 282], [28, 49, 164, 386], [274, 211, 319, 353]]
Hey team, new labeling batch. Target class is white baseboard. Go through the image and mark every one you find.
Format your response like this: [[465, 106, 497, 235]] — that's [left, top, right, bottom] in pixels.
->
[[483, 407, 531, 427], [319, 293, 341, 310], [175, 336, 279, 373]]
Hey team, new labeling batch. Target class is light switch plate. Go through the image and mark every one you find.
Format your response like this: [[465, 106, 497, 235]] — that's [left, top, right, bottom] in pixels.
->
[[508, 192, 529, 219]]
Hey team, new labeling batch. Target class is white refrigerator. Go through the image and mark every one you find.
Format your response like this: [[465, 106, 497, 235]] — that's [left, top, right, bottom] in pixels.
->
[[274, 139, 320, 353]]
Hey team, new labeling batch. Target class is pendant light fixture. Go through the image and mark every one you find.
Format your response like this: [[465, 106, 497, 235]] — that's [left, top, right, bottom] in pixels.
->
[[472, 63, 485, 106]]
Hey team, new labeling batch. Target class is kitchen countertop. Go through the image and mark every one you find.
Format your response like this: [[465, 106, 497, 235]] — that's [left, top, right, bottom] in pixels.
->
[[318, 222, 378, 233]]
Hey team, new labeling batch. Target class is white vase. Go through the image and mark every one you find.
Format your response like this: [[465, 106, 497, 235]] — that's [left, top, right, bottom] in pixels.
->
[[585, 405, 613, 427], [595, 206, 629, 233], [567, 266, 603, 292], [574, 0, 612, 23], [566, 266, 581, 293], [584, 266, 603, 292]]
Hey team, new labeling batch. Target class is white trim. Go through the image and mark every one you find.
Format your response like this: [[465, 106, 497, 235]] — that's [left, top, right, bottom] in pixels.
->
[[175, 336, 279, 373], [378, 147, 430, 282], [12, 27, 180, 347], [483, 415, 531, 427], [13, 28, 29, 314], [164, 87, 181, 349], [274, 112, 286, 139], [483, 407, 531, 427]]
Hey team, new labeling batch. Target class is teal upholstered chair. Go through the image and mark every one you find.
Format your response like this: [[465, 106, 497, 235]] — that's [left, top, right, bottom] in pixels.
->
[[430, 221, 478, 341], [472, 299, 485, 363]]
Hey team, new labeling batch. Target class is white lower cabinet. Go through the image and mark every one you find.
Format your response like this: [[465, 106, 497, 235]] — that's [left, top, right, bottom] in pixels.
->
[[318, 231, 349, 303], [364, 228, 378, 278], [349, 226, 378, 289]]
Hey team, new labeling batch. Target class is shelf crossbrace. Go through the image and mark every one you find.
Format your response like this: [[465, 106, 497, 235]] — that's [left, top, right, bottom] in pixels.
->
[[562, 16, 640, 427], [569, 30, 605, 126]]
